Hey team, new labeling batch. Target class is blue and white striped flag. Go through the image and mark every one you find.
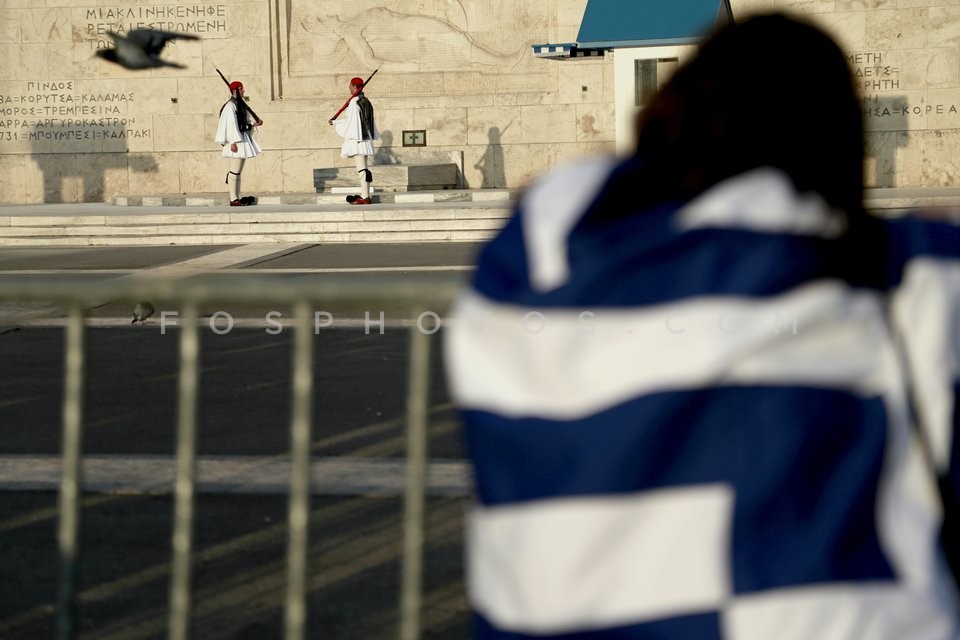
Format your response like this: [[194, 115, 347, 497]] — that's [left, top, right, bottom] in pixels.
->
[[445, 157, 960, 639]]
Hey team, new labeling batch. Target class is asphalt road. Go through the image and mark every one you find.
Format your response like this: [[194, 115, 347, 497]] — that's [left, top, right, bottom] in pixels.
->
[[0, 326, 460, 458], [0, 242, 485, 639]]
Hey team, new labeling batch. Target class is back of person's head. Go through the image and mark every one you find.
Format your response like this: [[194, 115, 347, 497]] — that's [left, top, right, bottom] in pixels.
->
[[634, 12, 864, 214]]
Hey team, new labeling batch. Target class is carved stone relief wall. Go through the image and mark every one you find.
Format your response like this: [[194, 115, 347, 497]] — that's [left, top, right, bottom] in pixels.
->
[[0, 0, 613, 203], [279, 1, 556, 98], [1, 0, 956, 204]]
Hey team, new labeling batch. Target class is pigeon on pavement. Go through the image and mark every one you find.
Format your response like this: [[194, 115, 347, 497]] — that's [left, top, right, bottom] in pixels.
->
[[95, 29, 199, 70], [131, 301, 156, 324]]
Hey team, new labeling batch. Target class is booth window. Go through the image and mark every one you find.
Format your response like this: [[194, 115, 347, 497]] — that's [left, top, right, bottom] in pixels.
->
[[634, 58, 679, 108]]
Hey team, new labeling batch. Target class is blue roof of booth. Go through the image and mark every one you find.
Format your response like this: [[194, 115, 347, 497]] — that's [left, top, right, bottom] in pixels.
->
[[576, 0, 733, 48]]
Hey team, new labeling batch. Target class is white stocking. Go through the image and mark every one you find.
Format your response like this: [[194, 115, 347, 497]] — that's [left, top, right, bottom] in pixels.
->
[[354, 154, 370, 199], [227, 158, 245, 201]]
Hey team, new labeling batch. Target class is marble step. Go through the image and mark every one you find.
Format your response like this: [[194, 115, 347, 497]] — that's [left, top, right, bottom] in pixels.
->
[[0, 202, 513, 246]]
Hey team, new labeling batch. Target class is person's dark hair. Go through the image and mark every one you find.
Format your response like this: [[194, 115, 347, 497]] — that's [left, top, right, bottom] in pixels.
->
[[633, 12, 864, 214]]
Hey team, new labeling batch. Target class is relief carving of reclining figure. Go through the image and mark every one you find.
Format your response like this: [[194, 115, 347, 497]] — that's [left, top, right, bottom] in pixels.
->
[[300, 5, 528, 73]]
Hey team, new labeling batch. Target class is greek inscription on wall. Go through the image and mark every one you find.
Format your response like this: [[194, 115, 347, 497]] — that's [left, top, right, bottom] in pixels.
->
[[847, 52, 901, 94], [863, 102, 960, 119], [84, 4, 228, 49], [0, 82, 150, 145], [845, 51, 960, 123]]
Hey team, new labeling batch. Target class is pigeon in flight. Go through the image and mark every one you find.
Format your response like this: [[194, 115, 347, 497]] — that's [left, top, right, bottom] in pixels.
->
[[95, 29, 199, 70]]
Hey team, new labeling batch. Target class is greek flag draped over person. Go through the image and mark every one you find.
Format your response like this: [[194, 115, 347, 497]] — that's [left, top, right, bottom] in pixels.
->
[[444, 156, 960, 639]]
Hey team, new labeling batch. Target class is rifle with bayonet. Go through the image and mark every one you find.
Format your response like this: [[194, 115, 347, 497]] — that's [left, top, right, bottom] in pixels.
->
[[215, 67, 262, 123]]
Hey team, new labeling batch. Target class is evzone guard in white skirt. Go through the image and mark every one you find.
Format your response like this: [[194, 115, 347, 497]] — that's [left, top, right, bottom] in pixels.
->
[[215, 80, 263, 206]]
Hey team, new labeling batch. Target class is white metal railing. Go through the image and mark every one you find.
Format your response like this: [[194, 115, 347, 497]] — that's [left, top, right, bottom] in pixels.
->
[[0, 273, 462, 640]]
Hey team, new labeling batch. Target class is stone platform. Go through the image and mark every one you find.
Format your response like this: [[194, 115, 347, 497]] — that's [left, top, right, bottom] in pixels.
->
[[313, 164, 461, 192], [313, 151, 466, 193]]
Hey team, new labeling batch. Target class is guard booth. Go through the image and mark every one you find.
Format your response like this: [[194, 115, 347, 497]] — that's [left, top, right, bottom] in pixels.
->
[[533, 0, 733, 154]]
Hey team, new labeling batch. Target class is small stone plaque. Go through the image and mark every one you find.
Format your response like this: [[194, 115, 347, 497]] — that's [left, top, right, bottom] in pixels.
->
[[402, 130, 427, 147]]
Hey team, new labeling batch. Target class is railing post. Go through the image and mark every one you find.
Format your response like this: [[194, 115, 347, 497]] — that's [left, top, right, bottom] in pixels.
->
[[285, 300, 315, 640], [0, 275, 462, 639], [169, 302, 200, 640], [400, 323, 431, 640], [56, 303, 86, 640]]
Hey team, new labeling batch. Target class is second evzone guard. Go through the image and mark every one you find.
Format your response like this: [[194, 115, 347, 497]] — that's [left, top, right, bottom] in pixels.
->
[[329, 76, 379, 205]]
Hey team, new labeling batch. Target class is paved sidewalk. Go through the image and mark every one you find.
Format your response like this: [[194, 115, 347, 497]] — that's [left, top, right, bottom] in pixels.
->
[[0, 184, 958, 216]]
